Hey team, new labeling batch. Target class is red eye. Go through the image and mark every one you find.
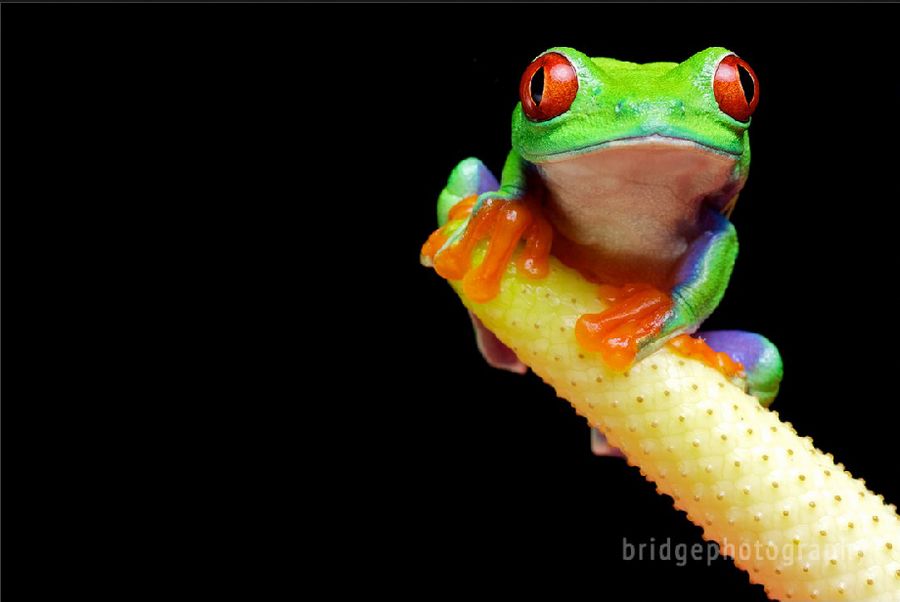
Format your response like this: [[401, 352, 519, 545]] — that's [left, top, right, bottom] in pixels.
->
[[519, 52, 578, 122], [714, 55, 759, 122]]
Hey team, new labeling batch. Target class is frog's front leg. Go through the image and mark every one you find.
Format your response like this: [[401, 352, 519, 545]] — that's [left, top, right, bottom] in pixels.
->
[[575, 209, 738, 372], [430, 151, 553, 303], [422, 152, 552, 373]]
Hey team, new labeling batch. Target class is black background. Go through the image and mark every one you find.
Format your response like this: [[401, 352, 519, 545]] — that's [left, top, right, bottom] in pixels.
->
[[4, 4, 900, 600]]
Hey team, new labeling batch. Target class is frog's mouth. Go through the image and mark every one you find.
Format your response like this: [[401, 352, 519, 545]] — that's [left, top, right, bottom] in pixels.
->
[[535, 135, 743, 287]]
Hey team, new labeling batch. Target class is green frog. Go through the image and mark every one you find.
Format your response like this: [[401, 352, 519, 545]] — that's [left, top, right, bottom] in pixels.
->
[[425, 47, 783, 421]]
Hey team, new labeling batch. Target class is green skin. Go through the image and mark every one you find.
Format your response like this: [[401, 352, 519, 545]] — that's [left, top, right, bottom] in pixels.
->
[[435, 47, 782, 404]]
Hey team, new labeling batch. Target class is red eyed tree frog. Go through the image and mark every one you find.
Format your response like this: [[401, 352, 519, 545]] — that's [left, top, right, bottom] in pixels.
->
[[423, 47, 783, 418]]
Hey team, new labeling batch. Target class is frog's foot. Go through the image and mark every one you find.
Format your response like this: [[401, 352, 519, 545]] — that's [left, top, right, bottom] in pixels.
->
[[430, 196, 553, 303], [666, 333, 745, 380], [574, 283, 674, 372], [693, 330, 784, 406]]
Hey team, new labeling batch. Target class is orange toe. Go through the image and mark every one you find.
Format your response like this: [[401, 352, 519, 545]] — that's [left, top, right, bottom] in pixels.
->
[[667, 334, 744, 378], [428, 196, 553, 303]]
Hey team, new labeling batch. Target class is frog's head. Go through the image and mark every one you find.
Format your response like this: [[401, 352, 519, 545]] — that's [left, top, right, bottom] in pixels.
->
[[512, 47, 758, 213]]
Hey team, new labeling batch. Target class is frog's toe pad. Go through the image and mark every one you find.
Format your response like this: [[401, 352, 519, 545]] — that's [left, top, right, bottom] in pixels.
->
[[469, 311, 527, 374]]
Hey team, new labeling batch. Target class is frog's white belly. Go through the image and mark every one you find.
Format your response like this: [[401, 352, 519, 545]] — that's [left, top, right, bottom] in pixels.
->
[[537, 138, 738, 287]]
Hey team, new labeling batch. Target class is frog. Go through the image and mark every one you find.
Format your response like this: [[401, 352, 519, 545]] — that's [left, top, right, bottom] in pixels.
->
[[424, 47, 783, 431]]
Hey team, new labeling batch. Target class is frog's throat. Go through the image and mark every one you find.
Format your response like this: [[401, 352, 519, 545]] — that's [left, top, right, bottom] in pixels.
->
[[535, 136, 742, 288]]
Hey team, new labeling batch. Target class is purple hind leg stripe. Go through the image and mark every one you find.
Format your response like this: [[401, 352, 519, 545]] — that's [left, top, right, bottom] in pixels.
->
[[700, 330, 770, 373]]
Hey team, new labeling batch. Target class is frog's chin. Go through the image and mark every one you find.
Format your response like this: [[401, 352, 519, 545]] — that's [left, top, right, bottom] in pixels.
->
[[535, 135, 743, 288]]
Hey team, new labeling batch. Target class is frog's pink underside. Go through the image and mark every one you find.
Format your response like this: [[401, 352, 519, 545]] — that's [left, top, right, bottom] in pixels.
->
[[538, 138, 738, 287]]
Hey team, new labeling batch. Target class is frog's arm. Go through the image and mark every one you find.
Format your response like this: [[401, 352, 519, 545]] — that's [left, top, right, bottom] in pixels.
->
[[425, 214, 900, 601], [662, 214, 784, 404], [491, 149, 529, 199], [660, 209, 738, 340]]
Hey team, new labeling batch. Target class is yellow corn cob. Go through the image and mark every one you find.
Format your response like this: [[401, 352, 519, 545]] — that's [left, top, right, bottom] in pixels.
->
[[442, 246, 900, 602]]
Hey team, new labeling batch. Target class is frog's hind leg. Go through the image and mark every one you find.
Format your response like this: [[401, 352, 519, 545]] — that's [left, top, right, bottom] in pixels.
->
[[699, 330, 784, 407], [436, 157, 499, 225]]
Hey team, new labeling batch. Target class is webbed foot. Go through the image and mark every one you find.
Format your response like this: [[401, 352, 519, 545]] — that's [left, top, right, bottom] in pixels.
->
[[431, 196, 553, 302], [574, 283, 674, 371]]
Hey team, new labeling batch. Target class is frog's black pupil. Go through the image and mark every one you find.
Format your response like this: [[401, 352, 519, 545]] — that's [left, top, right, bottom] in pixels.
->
[[531, 67, 545, 105], [738, 65, 755, 105]]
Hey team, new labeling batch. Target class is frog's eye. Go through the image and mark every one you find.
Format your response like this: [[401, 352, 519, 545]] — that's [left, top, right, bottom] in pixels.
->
[[520, 52, 578, 122], [714, 55, 759, 122]]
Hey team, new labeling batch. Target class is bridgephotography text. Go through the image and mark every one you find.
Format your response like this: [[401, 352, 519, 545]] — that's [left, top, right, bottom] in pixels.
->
[[623, 537, 868, 568]]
